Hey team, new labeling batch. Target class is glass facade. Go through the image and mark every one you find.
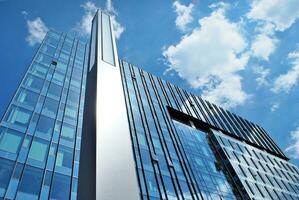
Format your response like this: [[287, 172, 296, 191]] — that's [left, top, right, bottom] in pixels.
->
[[0, 30, 87, 200], [1, 13, 298, 200], [119, 60, 299, 200]]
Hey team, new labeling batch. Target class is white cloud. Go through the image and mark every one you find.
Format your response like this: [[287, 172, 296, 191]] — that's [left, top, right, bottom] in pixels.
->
[[76, 1, 98, 36], [163, 6, 249, 108], [173, 1, 194, 31], [247, 0, 299, 32], [75, 1, 124, 39], [251, 34, 278, 61], [252, 65, 270, 87], [272, 48, 299, 93], [285, 127, 299, 159], [26, 17, 48, 46], [270, 102, 280, 112]]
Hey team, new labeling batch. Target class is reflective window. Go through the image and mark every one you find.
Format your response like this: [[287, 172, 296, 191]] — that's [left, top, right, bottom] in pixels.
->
[[65, 105, 77, 121], [27, 138, 49, 167], [15, 89, 39, 108], [48, 83, 62, 99], [41, 45, 56, 56], [16, 165, 43, 200], [36, 53, 52, 66], [30, 62, 48, 78], [5, 106, 32, 127], [0, 128, 24, 160], [67, 90, 80, 105], [0, 158, 14, 197], [42, 98, 59, 118], [60, 123, 76, 147], [35, 115, 55, 140], [55, 145, 73, 175], [50, 173, 71, 200], [52, 71, 65, 85], [23, 75, 44, 92], [101, 13, 115, 65], [56, 62, 67, 73]]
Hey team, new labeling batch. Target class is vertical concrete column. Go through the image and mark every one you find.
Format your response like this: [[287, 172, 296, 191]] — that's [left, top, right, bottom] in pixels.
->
[[78, 10, 139, 200]]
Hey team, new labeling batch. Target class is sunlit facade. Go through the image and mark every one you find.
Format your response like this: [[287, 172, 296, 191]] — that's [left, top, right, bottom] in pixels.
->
[[0, 10, 298, 200]]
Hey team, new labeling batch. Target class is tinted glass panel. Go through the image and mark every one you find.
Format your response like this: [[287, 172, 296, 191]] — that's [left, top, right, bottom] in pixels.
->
[[5, 106, 32, 127], [50, 173, 71, 200], [35, 115, 55, 140], [0, 128, 24, 160], [15, 89, 39, 108], [16, 166, 43, 200], [0, 158, 14, 197], [23, 75, 44, 92]]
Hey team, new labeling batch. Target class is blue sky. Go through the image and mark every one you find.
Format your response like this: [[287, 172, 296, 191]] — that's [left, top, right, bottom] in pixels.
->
[[1, 0, 299, 165]]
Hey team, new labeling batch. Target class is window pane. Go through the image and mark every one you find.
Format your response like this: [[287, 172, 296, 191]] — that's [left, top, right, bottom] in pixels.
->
[[52, 71, 65, 84], [27, 138, 49, 167], [36, 53, 52, 66], [48, 83, 62, 99], [5, 106, 32, 127], [42, 98, 59, 118], [0, 128, 24, 160], [56, 62, 67, 73], [55, 145, 73, 175], [41, 44, 56, 56], [16, 165, 43, 200], [0, 158, 14, 197], [35, 115, 55, 140], [67, 90, 80, 105], [60, 124, 76, 147], [65, 105, 77, 120], [50, 173, 71, 200], [15, 89, 39, 108], [101, 13, 115, 65], [23, 75, 44, 92], [30, 62, 48, 78]]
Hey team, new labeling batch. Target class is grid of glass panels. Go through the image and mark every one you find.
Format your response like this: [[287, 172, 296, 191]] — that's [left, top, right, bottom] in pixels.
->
[[120, 60, 299, 200], [0, 30, 87, 200], [212, 130, 299, 200], [173, 120, 239, 200]]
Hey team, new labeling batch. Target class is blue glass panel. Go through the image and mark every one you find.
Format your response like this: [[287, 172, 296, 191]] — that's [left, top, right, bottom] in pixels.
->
[[60, 123, 76, 147], [23, 74, 44, 92], [50, 173, 71, 200], [16, 165, 43, 200], [36, 53, 52, 67], [27, 138, 49, 168], [48, 83, 62, 99], [55, 145, 73, 176], [42, 98, 59, 118], [0, 158, 14, 197], [30, 62, 48, 78], [41, 45, 56, 56], [5, 106, 32, 128], [15, 89, 39, 108], [0, 127, 24, 160], [35, 115, 55, 140]]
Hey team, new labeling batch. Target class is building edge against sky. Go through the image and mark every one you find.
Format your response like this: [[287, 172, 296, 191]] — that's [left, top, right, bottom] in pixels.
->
[[0, 9, 297, 200]]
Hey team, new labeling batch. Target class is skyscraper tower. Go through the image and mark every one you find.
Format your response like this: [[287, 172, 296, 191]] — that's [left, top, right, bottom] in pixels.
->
[[0, 29, 87, 199], [0, 10, 298, 200]]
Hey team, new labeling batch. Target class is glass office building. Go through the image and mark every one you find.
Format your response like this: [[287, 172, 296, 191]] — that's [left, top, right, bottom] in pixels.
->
[[0, 30, 87, 199], [0, 10, 298, 200]]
